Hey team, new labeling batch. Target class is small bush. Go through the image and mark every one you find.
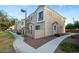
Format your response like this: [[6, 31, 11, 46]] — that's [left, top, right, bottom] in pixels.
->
[[17, 32, 21, 35], [70, 35, 79, 39], [54, 34, 60, 37], [60, 42, 79, 52]]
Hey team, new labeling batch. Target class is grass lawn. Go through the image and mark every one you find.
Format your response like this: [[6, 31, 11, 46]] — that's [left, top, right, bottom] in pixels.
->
[[0, 31, 15, 53], [54, 34, 79, 53], [60, 42, 79, 53]]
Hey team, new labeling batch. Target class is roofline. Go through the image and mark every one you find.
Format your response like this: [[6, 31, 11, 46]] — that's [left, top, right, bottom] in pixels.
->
[[28, 5, 45, 17], [46, 6, 65, 18], [28, 5, 66, 19]]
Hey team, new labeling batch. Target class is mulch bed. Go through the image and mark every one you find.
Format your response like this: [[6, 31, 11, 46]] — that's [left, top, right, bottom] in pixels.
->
[[24, 35, 56, 49], [54, 34, 79, 53], [24, 33, 67, 49]]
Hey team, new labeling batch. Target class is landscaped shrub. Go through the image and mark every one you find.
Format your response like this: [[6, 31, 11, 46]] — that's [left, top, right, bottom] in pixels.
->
[[70, 35, 79, 39], [60, 42, 79, 52], [54, 34, 60, 37], [66, 29, 79, 33], [17, 31, 21, 35]]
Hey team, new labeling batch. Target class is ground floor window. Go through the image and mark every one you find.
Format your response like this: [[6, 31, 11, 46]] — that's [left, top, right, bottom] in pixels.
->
[[54, 25, 57, 30], [35, 25, 40, 30], [31, 26, 32, 34], [52, 22, 58, 34]]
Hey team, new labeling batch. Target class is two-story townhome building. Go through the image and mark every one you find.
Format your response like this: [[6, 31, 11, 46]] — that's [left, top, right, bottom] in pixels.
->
[[25, 5, 65, 39]]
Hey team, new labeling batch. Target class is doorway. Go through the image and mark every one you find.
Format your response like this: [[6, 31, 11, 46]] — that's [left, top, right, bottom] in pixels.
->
[[52, 22, 58, 34]]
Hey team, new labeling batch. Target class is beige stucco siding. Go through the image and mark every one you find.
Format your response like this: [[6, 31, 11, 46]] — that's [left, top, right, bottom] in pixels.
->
[[29, 13, 37, 23], [44, 7, 65, 36], [28, 6, 45, 39], [35, 22, 45, 39], [26, 5, 65, 39], [26, 23, 35, 38], [36, 6, 44, 22]]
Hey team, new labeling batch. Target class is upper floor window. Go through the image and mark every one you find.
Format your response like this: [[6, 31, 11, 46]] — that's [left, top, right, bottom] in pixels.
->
[[31, 16, 33, 20], [38, 11, 43, 21]]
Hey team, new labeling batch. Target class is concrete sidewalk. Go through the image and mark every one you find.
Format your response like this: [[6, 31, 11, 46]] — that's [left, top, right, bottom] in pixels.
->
[[11, 32, 78, 53]]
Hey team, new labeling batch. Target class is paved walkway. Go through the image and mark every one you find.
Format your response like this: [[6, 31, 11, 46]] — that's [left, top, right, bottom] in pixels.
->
[[11, 32, 78, 53]]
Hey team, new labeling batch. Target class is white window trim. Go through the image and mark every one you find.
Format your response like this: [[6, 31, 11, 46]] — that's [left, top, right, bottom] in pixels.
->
[[53, 24, 58, 33], [37, 19, 44, 23], [37, 11, 44, 22]]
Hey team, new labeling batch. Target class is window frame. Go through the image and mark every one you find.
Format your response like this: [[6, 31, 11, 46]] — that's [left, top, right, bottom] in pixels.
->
[[38, 11, 44, 21], [54, 25, 56, 30], [35, 25, 40, 30]]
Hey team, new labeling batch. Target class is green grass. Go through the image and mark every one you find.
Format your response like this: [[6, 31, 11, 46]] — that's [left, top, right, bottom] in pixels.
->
[[0, 31, 15, 53], [60, 42, 79, 53]]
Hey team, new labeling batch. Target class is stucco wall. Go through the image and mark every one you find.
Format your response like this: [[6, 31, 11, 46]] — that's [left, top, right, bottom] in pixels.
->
[[26, 5, 65, 39], [27, 6, 45, 39], [44, 6, 65, 36], [35, 22, 45, 39]]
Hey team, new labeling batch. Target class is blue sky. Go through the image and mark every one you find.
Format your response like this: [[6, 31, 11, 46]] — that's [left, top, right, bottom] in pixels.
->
[[0, 5, 79, 24]]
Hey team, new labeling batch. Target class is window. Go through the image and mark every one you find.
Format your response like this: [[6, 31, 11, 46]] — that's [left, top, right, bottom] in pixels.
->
[[54, 25, 56, 30], [35, 25, 40, 30], [29, 25, 32, 34], [38, 11, 43, 21], [31, 16, 33, 20], [31, 26, 32, 34], [21, 21, 24, 25]]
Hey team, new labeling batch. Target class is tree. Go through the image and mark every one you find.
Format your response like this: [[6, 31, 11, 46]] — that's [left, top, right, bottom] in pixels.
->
[[0, 10, 16, 31], [66, 23, 74, 30], [9, 17, 16, 26], [74, 21, 79, 29]]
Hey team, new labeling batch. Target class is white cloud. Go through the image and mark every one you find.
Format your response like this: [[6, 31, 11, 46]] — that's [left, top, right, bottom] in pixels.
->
[[59, 5, 65, 8]]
